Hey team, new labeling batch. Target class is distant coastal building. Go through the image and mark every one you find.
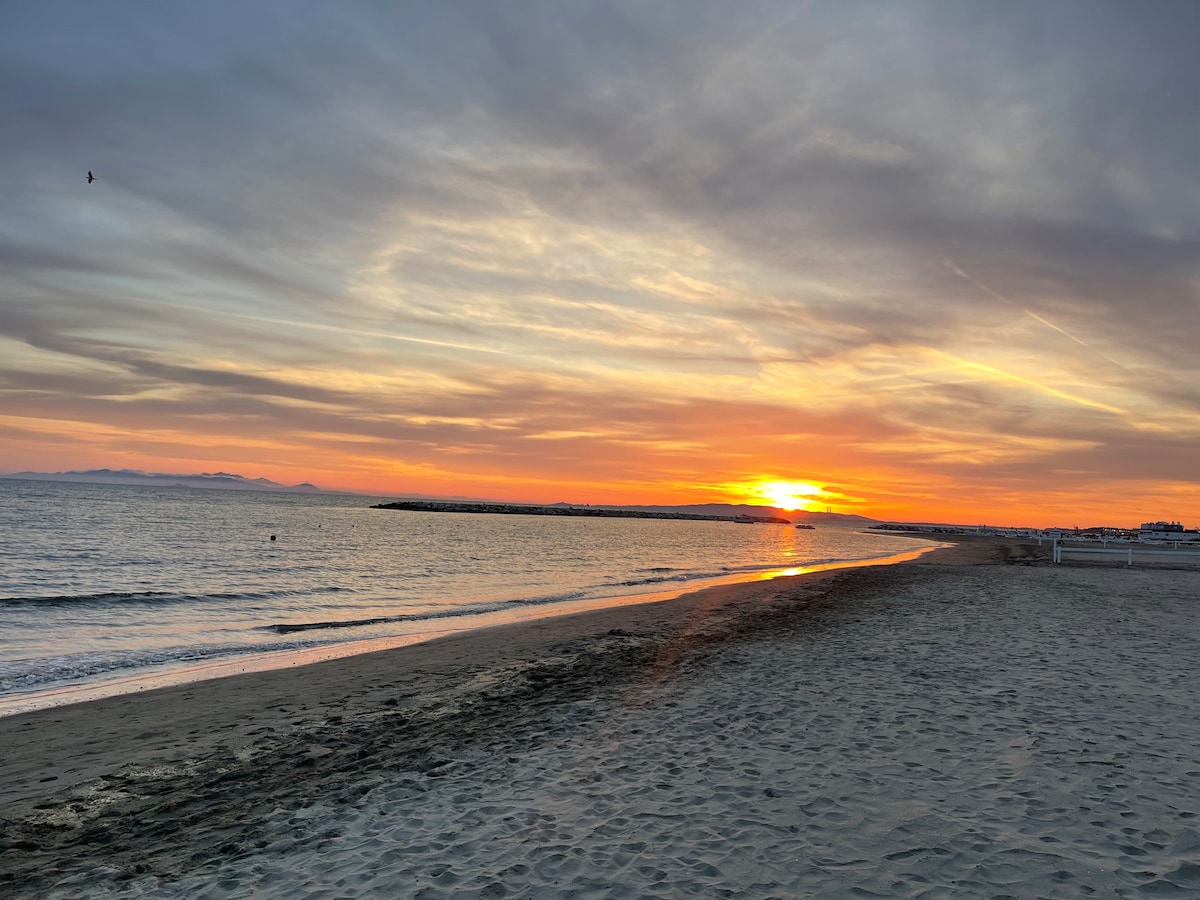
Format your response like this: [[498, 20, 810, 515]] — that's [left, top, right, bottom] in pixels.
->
[[1138, 521, 1200, 543], [872, 520, 1200, 544]]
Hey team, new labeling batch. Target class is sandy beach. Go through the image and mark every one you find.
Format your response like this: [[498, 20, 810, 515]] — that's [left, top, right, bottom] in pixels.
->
[[3, 537, 1199, 897]]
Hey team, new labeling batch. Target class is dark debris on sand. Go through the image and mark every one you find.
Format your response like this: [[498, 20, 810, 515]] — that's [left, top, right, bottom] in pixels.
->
[[0, 541, 1046, 894]]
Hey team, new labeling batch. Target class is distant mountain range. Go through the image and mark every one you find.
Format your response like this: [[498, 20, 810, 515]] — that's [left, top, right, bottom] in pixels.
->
[[2, 469, 323, 493]]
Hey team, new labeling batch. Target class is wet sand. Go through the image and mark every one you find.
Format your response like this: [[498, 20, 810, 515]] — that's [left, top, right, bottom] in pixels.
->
[[3, 537, 1199, 897]]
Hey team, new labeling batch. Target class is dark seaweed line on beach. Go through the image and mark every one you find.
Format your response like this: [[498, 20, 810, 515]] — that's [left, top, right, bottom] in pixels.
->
[[0, 565, 864, 894], [3, 559, 1011, 895]]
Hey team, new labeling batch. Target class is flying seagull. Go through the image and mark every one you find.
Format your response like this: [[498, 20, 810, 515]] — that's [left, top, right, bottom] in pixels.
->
[[87, 171, 95, 183]]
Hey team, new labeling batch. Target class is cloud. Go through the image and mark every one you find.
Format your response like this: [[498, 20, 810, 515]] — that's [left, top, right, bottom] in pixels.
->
[[1, 1, 1198, 520]]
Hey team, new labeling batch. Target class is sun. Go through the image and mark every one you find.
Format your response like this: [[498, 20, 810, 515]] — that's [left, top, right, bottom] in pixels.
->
[[752, 479, 825, 511]]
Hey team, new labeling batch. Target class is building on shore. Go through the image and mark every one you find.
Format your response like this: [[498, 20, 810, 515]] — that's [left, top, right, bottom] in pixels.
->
[[1138, 521, 1200, 543], [873, 520, 1200, 545]]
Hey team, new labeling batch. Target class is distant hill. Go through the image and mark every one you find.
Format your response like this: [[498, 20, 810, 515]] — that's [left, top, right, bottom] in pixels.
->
[[2, 469, 323, 493]]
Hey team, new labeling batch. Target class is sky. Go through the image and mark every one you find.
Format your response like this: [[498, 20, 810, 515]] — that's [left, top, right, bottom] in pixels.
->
[[2, 1, 1198, 526]]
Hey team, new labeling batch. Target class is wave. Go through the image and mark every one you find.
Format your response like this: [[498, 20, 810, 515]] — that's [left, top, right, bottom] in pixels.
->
[[0, 640, 324, 694], [0, 588, 590, 692], [266, 589, 592, 634], [264, 561, 801, 635], [614, 562, 789, 587], [0, 585, 356, 608], [607, 555, 897, 589]]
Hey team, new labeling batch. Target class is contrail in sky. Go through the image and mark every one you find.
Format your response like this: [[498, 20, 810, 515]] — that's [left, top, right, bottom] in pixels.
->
[[943, 259, 1129, 370]]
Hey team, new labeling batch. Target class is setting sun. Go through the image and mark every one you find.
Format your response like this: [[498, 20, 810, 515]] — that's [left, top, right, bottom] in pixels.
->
[[2, 3, 1194, 531], [749, 480, 826, 511]]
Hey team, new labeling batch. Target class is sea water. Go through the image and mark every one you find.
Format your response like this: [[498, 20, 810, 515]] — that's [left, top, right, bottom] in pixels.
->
[[0, 478, 933, 713]]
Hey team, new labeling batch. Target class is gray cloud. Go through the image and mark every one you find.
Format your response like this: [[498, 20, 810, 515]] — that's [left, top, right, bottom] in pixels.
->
[[2, 1, 1198, 516]]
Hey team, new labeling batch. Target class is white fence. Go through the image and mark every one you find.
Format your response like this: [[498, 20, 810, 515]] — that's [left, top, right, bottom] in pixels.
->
[[1053, 542, 1200, 566]]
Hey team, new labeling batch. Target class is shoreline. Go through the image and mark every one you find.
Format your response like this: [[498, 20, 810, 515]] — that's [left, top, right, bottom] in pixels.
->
[[13, 535, 1197, 896], [0, 539, 970, 806], [0, 537, 948, 719]]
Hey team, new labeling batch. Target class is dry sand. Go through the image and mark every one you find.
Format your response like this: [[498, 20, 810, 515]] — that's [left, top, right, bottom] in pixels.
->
[[2, 538, 1199, 897]]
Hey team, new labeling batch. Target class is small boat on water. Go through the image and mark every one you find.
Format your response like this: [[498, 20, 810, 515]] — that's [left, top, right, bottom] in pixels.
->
[[795, 523, 816, 529]]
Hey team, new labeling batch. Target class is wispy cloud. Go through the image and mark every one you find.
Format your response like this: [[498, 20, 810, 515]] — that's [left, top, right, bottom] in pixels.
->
[[2, 1, 1198, 522]]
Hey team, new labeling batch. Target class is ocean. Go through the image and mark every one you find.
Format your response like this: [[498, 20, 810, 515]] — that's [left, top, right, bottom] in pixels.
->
[[0, 478, 935, 714]]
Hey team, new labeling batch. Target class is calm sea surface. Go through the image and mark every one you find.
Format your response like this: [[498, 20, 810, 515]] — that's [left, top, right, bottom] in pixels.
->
[[0, 479, 935, 714]]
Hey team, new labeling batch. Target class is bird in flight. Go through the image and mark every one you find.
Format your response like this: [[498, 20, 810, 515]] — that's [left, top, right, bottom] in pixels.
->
[[87, 171, 95, 183]]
